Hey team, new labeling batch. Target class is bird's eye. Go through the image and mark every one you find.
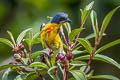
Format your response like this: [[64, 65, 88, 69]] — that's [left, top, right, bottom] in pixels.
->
[[58, 17, 64, 20]]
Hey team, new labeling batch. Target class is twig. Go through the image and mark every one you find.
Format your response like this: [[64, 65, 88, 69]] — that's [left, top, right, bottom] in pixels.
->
[[23, 49, 26, 58], [84, 37, 100, 72], [61, 31, 69, 47], [55, 69, 58, 80], [71, 23, 84, 50], [63, 63, 68, 80], [28, 47, 33, 63]]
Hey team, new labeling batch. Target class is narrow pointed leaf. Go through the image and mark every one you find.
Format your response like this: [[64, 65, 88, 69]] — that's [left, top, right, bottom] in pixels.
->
[[96, 39, 120, 54], [88, 75, 119, 80], [80, 66, 90, 73], [75, 54, 120, 69], [48, 66, 57, 73], [0, 64, 15, 71], [15, 74, 27, 80], [81, 1, 94, 24], [70, 61, 87, 66], [85, 33, 106, 40], [16, 28, 32, 45], [2, 68, 11, 80], [28, 62, 49, 69], [45, 57, 51, 67], [0, 38, 14, 48], [70, 70, 87, 80], [32, 51, 43, 61], [72, 50, 88, 55], [64, 23, 71, 36], [77, 38, 93, 54], [32, 32, 41, 45], [85, 1, 94, 10], [90, 10, 99, 37], [99, 6, 120, 38], [24, 70, 47, 80], [7, 31, 16, 47], [69, 28, 85, 41], [51, 50, 59, 66]]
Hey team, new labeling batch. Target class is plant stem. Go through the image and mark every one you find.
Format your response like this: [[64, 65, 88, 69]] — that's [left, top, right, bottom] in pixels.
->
[[83, 54, 94, 72], [61, 30, 69, 47], [84, 37, 100, 72], [71, 23, 84, 50], [28, 47, 32, 63], [55, 69, 58, 80], [23, 49, 26, 58], [63, 63, 68, 80]]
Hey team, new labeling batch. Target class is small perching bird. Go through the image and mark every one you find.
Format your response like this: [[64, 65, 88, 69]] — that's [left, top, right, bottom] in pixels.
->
[[40, 12, 71, 53]]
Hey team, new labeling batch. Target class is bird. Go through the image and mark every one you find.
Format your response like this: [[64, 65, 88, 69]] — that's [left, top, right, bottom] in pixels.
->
[[40, 12, 71, 53]]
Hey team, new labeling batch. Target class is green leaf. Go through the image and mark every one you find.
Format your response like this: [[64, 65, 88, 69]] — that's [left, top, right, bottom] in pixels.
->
[[48, 66, 57, 80], [99, 6, 120, 39], [85, 33, 106, 40], [0, 64, 16, 71], [70, 61, 87, 66], [80, 66, 90, 73], [87, 70, 94, 77], [32, 32, 41, 45], [28, 62, 49, 69], [72, 50, 88, 55], [77, 38, 93, 54], [51, 50, 59, 66], [25, 70, 47, 80], [14, 74, 27, 80], [69, 28, 85, 41], [2, 68, 11, 80], [81, 1, 94, 24], [21, 58, 29, 65], [75, 54, 120, 69], [69, 77, 75, 80], [48, 73, 56, 80], [63, 44, 69, 51], [32, 38, 41, 45], [24, 73, 38, 80], [85, 1, 94, 10], [57, 63, 64, 75], [48, 66, 57, 73], [7, 31, 16, 47], [90, 10, 99, 37], [45, 56, 51, 67], [32, 51, 43, 61], [23, 39, 31, 47], [0, 38, 14, 48], [64, 22, 71, 36], [96, 39, 120, 54], [88, 75, 119, 80], [69, 70, 87, 80], [16, 28, 32, 45], [2, 69, 19, 80]]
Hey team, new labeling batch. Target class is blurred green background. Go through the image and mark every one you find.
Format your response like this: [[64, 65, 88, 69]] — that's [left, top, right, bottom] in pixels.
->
[[0, 0, 120, 79]]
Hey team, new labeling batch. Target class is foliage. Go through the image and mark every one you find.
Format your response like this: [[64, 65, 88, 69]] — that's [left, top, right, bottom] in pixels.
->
[[0, 1, 120, 80]]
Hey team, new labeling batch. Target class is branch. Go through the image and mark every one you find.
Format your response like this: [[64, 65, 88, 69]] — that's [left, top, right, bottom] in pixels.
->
[[71, 23, 84, 50]]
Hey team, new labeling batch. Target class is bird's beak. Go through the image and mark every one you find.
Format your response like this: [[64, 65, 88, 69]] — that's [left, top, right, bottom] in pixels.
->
[[60, 18, 72, 23], [65, 18, 72, 23]]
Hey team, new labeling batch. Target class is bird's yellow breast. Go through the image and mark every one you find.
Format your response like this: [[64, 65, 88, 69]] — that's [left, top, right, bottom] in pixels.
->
[[40, 23, 63, 51]]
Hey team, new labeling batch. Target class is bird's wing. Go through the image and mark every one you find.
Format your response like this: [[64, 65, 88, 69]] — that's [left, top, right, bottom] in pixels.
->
[[59, 30, 63, 42]]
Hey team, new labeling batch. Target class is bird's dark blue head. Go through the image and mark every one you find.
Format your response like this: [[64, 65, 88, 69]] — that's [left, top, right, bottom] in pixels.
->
[[49, 12, 71, 24]]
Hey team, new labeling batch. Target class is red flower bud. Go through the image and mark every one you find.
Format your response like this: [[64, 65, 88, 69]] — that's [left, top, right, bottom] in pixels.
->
[[12, 47, 19, 53], [18, 43, 25, 50], [66, 53, 74, 60], [14, 53, 22, 62]]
